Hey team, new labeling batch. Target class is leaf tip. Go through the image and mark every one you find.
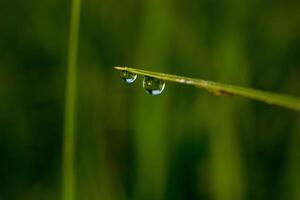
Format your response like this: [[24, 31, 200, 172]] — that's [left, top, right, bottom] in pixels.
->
[[114, 66, 126, 71]]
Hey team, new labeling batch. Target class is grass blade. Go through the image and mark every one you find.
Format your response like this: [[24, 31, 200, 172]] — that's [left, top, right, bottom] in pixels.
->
[[62, 0, 81, 199], [114, 66, 300, 112]]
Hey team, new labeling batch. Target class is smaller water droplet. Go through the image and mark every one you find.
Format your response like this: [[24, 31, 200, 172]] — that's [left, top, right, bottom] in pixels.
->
[[119, 70, 137, 83], [142, 76, 165, 95]]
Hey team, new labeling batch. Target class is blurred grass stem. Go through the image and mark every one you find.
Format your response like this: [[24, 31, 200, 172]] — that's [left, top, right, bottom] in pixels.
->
[[62, 0, 81, 199]]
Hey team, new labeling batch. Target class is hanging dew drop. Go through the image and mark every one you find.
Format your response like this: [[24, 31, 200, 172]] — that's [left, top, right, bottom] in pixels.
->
[[119, 70, 137, 83], [142, 76, 165, 95]]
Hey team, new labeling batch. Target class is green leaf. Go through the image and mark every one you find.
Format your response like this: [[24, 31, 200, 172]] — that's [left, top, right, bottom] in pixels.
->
[[115, 66, 300, 112]]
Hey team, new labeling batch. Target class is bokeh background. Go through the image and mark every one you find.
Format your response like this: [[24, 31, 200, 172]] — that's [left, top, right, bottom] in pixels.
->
[[1, 0, 300, 199]]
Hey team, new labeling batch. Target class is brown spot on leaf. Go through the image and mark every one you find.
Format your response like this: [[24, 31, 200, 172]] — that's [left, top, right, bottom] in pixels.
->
[[212, 90, 235, 96]]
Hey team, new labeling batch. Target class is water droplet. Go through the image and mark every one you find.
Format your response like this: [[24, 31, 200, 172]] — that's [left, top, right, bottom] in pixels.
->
[[119, 70, 137, 83], [142, 76, 165, 95]]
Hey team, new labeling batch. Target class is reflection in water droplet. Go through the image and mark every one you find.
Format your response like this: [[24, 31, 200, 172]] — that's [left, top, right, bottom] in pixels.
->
[[119, 70, 137, 83], [142, 76, 165, 95]]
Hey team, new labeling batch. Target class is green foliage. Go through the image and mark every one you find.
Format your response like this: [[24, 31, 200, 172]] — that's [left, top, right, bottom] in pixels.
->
[[1, 0, 300, 200]]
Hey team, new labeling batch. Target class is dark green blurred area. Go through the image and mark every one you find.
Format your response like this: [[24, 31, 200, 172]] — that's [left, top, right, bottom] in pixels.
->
[[1, 0, 300, 199]]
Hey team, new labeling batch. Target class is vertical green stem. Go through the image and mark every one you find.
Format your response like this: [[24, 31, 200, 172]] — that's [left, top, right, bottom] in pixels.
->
[[286, 117, 300, 200], [62, 0, 81, 199], [133, 0, 173, 199]]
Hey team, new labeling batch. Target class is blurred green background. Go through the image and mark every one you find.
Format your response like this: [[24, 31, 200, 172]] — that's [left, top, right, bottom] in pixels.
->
[[1, 0, 300, 199]]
